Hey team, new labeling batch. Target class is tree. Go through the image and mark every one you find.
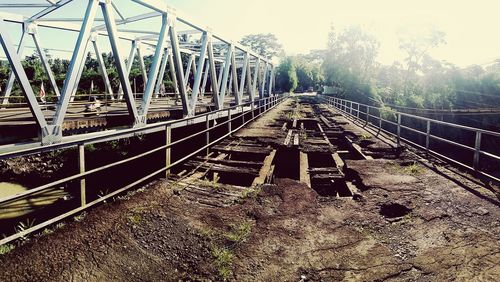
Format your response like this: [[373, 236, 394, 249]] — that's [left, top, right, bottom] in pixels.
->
[[275, 57, 297, 92], [240, 33, 283, 59], [397, 26, 446, 96], [322, 25, 380, 104], [293, 55, 323, 91]]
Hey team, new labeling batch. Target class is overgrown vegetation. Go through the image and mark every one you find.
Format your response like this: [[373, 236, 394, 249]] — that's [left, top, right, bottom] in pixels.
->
[[0, 244, 15, 255], [210, 245, 233, 280], [224, 221, 252, 243], [392, 162, 425, 176]]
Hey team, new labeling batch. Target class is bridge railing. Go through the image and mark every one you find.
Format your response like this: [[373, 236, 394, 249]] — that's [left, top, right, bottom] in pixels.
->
[[0, 95, 287, 246], [320, 95, 500, 183]]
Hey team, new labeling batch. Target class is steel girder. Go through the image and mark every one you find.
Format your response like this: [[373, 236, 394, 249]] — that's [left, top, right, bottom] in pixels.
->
[[0, 0, 276, 145], [91, 33, 115, 101]]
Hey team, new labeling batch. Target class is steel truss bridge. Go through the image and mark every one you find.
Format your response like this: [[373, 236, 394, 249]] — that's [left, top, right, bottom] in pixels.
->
[[0, 0, 277, 146]]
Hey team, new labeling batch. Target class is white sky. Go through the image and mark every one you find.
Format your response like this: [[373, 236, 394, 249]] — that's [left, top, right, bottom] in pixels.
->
[[168, 0, 500, 66], [1, 0, 499, 67]]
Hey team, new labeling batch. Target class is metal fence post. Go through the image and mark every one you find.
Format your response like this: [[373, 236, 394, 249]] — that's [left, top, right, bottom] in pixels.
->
[[228, 108, 232, 135], [251, 101, 255, 120], [78, 144, 86, 207], [242, 105, 246, 124], [425, 120, 431, 154], [366, 107, 370, 126], [349, 101, 353, 116], [206, 114, 210, 156], [378, 110, 382, 134], [397, 113, 401, 146], [356, 103, 360, 119], [473, 131, 482, 170], [165, 124, 171, 177]]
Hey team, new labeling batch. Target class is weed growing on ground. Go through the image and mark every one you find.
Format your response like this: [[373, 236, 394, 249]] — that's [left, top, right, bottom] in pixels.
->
[[211, 245, 233, 280], [73, 212, 87, 222], [16, 218, 36, 241], [239, 187, 262, 202], [391, 162, 424, 176], [404, 163, 424, 175], [126, 208, 146, 226], [42, 228, 54, 236], [359, 134, 372, 141], [0, 244, 15, 255], [198, 226, 215, 239], [224, 221, 252, 243]]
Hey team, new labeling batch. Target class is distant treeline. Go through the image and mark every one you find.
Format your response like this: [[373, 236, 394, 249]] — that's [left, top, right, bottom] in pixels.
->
[[273, 25, 500, 131]]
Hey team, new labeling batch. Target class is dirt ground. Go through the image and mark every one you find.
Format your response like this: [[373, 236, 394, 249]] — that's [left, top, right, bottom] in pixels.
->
[[0, 96, 498, 281]]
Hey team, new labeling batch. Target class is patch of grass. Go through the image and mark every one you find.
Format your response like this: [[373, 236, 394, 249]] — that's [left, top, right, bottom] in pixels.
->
[[211, 245, 233, 280], [42, 228, 54, 235], [0, 244, 15, 255], [404, 163, 424, 175], [127, 214, 142, 225], [126, 208, 146, 226], [73, 212, 87, 222], [224, 221, 252, 243], [240, 187, 261, 200], [198, 226, 215, 239], [200, 175, 224, 191], [391, 162, 425, 176], [359, 133, 372, 141]]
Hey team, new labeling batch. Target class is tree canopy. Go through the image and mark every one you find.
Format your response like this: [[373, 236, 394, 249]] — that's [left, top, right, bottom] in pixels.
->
[[240, 33, 284, 59]]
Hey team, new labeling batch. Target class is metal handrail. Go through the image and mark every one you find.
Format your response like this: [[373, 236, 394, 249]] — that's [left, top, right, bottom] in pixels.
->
[[320, 95, 500, 183], [0, 96, 279, 159], [0, 94, 287, 245]]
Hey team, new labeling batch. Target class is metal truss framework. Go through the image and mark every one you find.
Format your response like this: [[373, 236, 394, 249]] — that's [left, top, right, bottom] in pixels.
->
[[0, 0, 276, 144]]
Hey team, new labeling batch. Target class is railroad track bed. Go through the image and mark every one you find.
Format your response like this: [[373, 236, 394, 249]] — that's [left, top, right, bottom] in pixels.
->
[[0, 95, 498, 281]]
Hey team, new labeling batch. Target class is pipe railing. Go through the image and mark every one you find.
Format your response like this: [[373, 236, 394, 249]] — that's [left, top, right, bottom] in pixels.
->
[[321, 95, 500, 183], [0, 94, 287, 245]]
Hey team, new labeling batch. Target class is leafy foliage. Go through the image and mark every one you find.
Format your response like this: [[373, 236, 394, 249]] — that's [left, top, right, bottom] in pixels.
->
[[240, 33, 283, 59], [275, 57, 298, 92]]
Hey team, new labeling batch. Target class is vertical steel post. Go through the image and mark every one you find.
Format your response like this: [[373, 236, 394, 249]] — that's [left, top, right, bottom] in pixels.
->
[[184, 54, 194, 85], [219, 45, 233, 108], [78, 144, 86, 207], [118, 40, 137, 100], [253, 100, 257, 119], [356, 103, 360, 119], [239, 52, 249, 99], [473, 132, 481, 170], [378, 110, 382, 134], [206, 34, 220, 108], [154, 48, 169, 98], [206, 114, 210, 156], [136, 41, 148, 89], [227, 108, 232, 136], [242, 105, 245, 124], [167, 50, 179, 99], [366, 107, 370, 126], [165, 124, 171, 177], [397, 113, 401, 146], [425, 120, 431, 153], [92, 35, 114, 100], [189, 32, 208, 110]]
